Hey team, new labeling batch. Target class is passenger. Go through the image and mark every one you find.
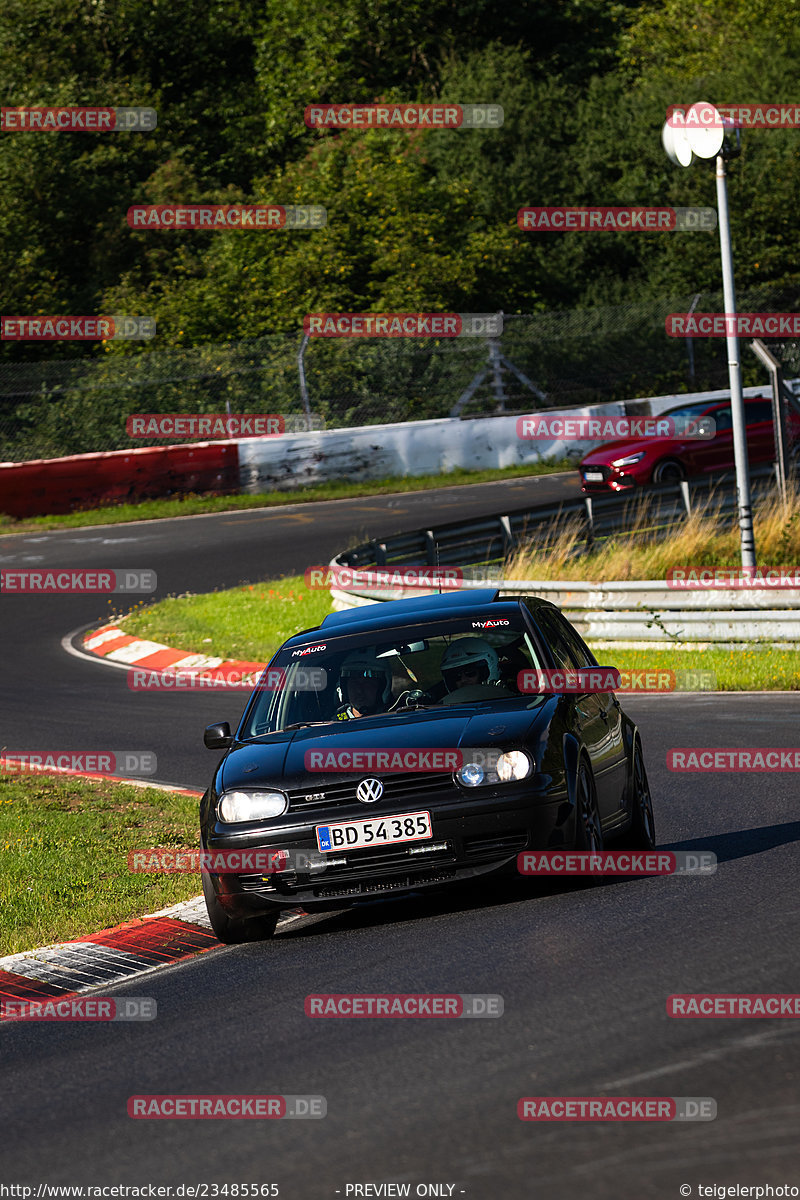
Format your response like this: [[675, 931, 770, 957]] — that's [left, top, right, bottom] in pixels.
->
[[440, 637, 502, 693]]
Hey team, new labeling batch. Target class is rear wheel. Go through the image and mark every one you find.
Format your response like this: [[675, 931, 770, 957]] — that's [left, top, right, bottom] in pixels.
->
[[202, 871, 280, 943], [618, 738, 656, 850], [652, 458, 686, 485], [573, 758, 604, 852]]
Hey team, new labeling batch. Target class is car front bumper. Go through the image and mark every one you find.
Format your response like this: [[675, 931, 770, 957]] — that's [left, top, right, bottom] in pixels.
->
[[203, 783, 573, 915], [580, 470, 639, 493]]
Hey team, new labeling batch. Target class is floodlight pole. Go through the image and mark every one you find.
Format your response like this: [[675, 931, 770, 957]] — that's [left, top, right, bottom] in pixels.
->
[[715, 153, 756, 568]]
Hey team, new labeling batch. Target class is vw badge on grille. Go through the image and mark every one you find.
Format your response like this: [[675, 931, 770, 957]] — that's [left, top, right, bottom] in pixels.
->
[[356, 777, 384, 804]]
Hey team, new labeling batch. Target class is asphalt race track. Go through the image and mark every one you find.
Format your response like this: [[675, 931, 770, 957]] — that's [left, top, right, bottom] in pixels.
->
[[2, 473, 799, 1198]]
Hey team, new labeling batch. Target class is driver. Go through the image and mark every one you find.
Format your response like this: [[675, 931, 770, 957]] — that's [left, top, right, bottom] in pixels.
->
[[441, 637, 501, 693], [335, 648, 394, 719]]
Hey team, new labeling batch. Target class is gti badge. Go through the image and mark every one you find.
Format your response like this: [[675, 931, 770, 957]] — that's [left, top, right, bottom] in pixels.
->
[[356, 777, 384, 803]]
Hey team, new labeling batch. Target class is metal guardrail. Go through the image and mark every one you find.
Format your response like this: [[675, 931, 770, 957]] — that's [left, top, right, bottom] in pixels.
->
[[334, 464, 783, 571], [328, 575, 800, 644], [330, 465, 800, 645]]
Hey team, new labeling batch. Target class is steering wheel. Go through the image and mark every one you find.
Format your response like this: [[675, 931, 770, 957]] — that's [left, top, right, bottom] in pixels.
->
[[389, 688, 435, 711]]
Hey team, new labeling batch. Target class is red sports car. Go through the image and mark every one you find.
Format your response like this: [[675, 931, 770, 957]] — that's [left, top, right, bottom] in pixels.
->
[[579, 396, 800, 492]]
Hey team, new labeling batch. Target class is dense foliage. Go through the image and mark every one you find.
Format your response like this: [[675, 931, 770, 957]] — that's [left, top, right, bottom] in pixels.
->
[[2, 0, 798, 347], [1, 0, 798, 456]]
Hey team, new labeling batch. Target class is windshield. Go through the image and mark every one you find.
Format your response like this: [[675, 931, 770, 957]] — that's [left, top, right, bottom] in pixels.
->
[[665, 401, 723, 423], [239, 615, 545, 737]]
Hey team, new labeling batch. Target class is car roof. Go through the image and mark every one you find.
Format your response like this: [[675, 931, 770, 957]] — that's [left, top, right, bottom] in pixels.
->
[[666, 395, 769, 414], [284, 588, 559, 645]]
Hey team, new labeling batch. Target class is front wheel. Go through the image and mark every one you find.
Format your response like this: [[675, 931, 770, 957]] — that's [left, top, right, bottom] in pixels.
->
[[652, 458, 686, 485], [573, 758, 604, 852], [618, 739, 656, 850], [202, 871, 280, 943]]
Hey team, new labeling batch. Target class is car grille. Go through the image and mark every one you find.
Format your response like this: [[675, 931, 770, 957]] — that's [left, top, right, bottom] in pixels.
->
[[463, 831, 528, 858], [288, 771, 457, 812], [313, 867, 459, 899], [582, 465, 611, 481], [238, 831, 526, 898]]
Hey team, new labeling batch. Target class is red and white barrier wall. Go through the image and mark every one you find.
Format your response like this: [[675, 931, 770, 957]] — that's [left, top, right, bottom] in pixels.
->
[[0, 383, 791, 518], [0, 442, 238, 518]]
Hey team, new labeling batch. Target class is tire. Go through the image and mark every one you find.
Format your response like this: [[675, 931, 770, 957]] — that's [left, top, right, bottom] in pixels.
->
[[573, 757, 604, 852], [202, 871, 280, 944], [618, 738, 656, 850], [652, 458, 686, 485]]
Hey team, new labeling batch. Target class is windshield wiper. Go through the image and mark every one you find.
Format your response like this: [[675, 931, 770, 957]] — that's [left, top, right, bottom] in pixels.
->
[[283, 720, 334, 731]]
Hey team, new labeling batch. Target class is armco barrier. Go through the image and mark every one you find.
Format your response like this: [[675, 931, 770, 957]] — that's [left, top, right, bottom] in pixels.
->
[[326, 461, 800, 645], [327, 576, 800, 646], [0, 443, 239, 518], [331, 464, 780, 571]]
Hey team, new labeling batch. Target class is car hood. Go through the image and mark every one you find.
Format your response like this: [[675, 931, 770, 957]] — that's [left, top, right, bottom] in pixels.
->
[[220, 703, 546, 791], [580, 438, 666, 466]]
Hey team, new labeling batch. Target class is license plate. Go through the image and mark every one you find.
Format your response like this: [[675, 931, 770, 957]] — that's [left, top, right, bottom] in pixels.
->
[[584, 470, 604, 482], [316, 810, 432, 852]]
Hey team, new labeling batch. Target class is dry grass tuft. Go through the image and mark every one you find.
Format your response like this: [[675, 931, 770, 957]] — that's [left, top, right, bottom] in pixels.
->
[[505, 483, 800, 582]]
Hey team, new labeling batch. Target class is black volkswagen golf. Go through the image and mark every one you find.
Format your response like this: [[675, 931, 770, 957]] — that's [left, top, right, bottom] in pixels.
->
[[199, 588, 655, 942]]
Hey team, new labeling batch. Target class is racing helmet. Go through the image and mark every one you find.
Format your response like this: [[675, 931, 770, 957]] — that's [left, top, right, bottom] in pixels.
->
[[441, 637, 500, 692], [338, 648, 394, 705]]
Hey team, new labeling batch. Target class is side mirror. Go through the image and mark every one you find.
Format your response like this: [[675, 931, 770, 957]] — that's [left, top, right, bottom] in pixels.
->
[[569, 667, 622, 698], [204, 721, 233, 749], [593, 667, 622, 693]]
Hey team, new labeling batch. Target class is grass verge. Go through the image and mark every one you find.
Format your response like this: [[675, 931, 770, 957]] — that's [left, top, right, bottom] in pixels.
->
[[0, 775, 202, 956], [117, 574, 333, 663], [117, 573, 800, 690], [0, 460, 573, 535], [599, 646, 800, 692]]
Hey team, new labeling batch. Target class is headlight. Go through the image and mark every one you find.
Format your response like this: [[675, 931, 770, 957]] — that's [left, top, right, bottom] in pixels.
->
[[611, 452, 646, 467], [457, 750, 532, 787], [496, 751, 531, 782], [217, 789, 287, 823]]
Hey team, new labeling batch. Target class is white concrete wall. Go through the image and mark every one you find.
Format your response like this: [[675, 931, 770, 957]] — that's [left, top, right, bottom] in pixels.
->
[[236, 382, 793, 493]]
